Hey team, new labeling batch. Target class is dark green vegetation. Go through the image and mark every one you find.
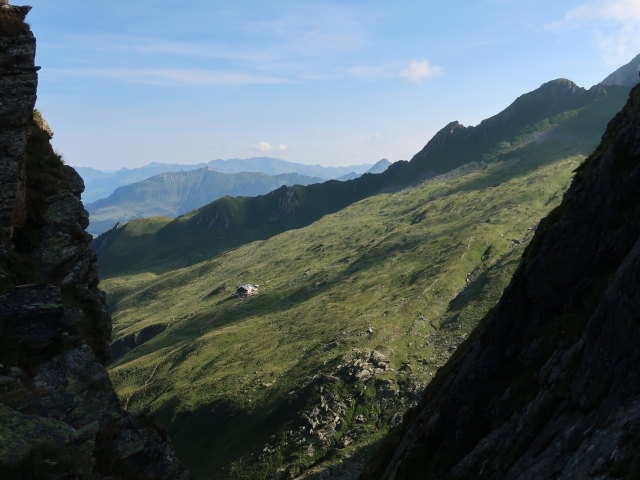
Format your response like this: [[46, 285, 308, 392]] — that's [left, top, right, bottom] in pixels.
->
[[101, 77, 633, 478], [86, 167, 323, 235], [99, 66, 637, 477], [105, 149, 582, 479], [95, 80, 630, 278], [361, 82, 640, 480]]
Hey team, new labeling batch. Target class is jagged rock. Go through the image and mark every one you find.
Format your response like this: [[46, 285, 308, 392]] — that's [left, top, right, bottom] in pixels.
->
[[360, 84, 640, 479], [376, 379, 399, 400], [0, 4, 190, 478], [342, 350, 392, 383]]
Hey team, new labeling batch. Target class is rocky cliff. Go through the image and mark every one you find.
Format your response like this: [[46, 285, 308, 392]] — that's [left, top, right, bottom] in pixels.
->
[[361, 83, 640, 479], [0, 4, 189, 478]]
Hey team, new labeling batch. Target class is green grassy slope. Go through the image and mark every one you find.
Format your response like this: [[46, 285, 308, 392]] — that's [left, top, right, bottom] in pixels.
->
[[105, 131, 588, 477], [86, 168, 324, 235], [94, 81, 629, 278]]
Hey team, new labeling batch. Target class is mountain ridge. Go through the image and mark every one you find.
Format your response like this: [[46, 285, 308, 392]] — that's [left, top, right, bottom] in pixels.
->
[[103, 71, 634, 479], [360, 82, 640, 480], [86, 166, 324, 234], [94, 79, 631, 278], [77, 157, 376, 204], [601, 52, 640, 86]]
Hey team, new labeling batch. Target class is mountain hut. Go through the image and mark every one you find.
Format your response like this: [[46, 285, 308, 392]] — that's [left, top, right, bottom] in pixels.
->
[[236, 284, 259, 297]]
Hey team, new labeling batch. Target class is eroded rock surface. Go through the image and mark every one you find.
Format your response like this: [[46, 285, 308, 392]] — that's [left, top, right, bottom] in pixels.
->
[[0, 3, 189, 478]]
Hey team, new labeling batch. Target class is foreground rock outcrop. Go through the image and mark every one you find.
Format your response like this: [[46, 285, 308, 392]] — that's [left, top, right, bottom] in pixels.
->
[[0, 3, 189, 478], [361, 83, 640, 479]]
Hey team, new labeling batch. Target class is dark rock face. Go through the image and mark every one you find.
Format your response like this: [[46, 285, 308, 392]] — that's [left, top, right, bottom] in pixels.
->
[[361, 84, 640, 479], [0, 4, 189, 478], [0, 3, 34, 230]]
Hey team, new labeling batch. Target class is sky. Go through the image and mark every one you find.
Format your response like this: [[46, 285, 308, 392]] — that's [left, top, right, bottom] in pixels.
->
[[23, 0, 640, 170]]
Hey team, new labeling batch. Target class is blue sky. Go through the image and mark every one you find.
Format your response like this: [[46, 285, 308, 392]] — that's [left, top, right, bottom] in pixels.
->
[[24, 0, 640, 169]]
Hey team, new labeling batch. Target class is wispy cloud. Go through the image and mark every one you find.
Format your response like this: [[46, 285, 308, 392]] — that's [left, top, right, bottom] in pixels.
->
[[248, 3, 369, 57], [57, 34, 274, 63], [49, 68, 288, 86], [346, 63, 398, 81], [399, 59, 443, 83], [549, 0, 640, 65]]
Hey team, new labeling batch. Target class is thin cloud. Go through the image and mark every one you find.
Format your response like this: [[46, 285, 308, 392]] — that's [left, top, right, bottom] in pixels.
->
[[549, 0, 640, 65], [346, 63, 398, 81], [49, 68, 288, 86], [400, 59, 443, 83], [278, 144, 288, 151], [59, 34, 275, 63], [249, 4, 369, 57]]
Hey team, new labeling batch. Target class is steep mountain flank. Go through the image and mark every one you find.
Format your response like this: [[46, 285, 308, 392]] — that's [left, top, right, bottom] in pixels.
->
[[86, 167, 323, 235], [0, 4, 188, 478], [95, 80, 630, 277], [402, 79, 622, 177], [361, 84, 640, 479], [602, 52, 640, 87]]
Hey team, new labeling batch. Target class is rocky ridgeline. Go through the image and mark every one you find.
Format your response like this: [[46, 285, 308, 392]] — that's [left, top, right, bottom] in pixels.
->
[[0, 4, 189, 478], [361, 83, 640, 479]]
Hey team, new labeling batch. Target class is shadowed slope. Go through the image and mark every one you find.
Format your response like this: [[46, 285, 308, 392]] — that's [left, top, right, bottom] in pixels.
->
[[361, 83, 640, 480]]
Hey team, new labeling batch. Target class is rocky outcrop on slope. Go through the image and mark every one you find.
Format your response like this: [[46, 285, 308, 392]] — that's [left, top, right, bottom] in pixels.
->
[[361, 84, 640, 479], [0, 3, 189, 478]]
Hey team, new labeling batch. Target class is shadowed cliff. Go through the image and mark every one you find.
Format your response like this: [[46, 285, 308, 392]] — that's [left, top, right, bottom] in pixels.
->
[[0, 3, 190, 478], [361, 83, 640, 479]]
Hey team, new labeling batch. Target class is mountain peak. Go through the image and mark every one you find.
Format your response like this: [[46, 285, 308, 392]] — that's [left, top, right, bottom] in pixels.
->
[[366, 158, 392, 174], [602, 52, 640, 87]]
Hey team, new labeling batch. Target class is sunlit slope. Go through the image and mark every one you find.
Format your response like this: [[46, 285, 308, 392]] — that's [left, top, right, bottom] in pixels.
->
[[95, 82, 630, 278], [105, 141, 584, 478]]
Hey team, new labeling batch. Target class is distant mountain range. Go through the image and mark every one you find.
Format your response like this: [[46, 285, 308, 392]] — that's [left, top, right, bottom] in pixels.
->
[[206, 157, 389, 178], [75, 157, 384, 204], [85, 167, 324, 234]]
